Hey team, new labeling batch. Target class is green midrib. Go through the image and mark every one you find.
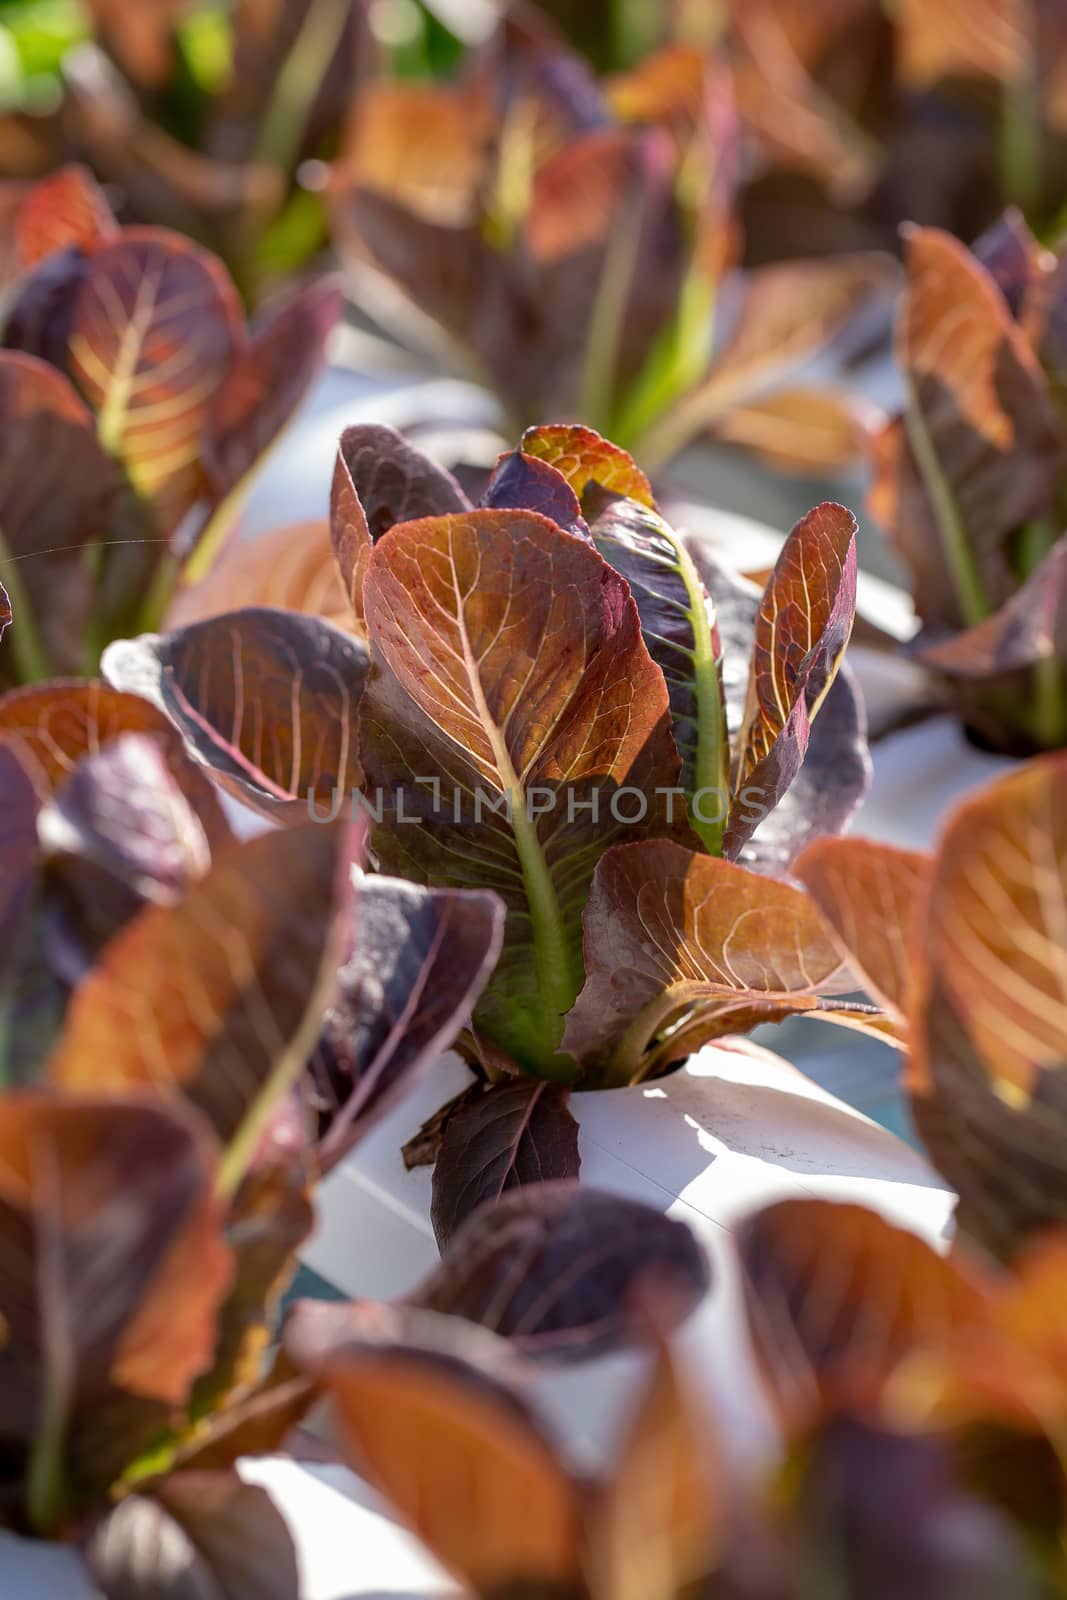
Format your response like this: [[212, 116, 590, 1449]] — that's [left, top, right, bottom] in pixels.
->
[[452, 579, 583, 1076], [671, 530, 728, 854]]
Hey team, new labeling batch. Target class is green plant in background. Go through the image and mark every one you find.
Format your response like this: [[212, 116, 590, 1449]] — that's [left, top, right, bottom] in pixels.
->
[[58, 0, 372, 306], [869, 214, 1067, 755], [0, 0, 85, 176], [330, 11, 893, 472], [0, 165, 341, 686]]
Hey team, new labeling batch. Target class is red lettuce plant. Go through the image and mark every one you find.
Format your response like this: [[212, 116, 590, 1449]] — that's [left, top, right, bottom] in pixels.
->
[[330, 15, 893, 469], [0, 664, 718, 1589], [0, 165, 341, 688], [61, 0, 371, 306], [869, 215, 1067, 754], [278, 750, 1067, 1599], [104, 421, 888, 1232]]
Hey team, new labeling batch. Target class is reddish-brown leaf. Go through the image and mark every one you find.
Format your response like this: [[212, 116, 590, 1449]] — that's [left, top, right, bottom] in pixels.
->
[[202, 276, 344, 503], [739, 1198, 992, 1436], [69, 227, 243, 536], [0, 679, 231, 850], [429, 1082, 581, 1249], [893, 226, 1063, 625], [103, 607, 369, 818], [794, 836, 930, 1017], [329, 422, 471, 624], [909, 754, 1067, 1258], [726, 501, 858, 855], [289, 1313, 584, 1594], [563, 838, 873, 1084], [520, 422, 655, 509], [46, 819, 355, 1173], [0, 1092, 231, 1524], [15, 165, 118, 270], [0, 351, 121, 674], [360, 508, 681, 1078]]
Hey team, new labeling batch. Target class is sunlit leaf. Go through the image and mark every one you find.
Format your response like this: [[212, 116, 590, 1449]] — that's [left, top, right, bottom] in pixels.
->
[[46, 819, 355, 1191], [893, 225, 1062, 630], [429, 1081, 581, 1248], [563, 839, 877, 1085], [521, 422, 655, 508], [286, 1305, 584, 1594], [909, 753, 1067, 1258], [15, 164, 118, 270], [726, 501, 858, 855], [0, 680, 231, 850], [69, 227, 243, 536], [738, 1198, 991, 1436], [794, 836, 930, 1017], [360, 507, 681, 1078], [414, 1181, 710, 1360], [103, 607, 369, 818]]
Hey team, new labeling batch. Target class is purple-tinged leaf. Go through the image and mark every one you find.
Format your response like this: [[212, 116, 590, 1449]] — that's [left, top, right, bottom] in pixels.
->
[[971, 208, 1046, 320], [482, 447, 590, 539], [83, 1472, 300, 1600], [0, 680, 231, 852], [202, 275, 344, 504], [330, 422, 471, 625], [915, 532, 1067, 678], [46, 819, 356, 1178], [725, 501, 858, 857], [311, 875, 504, 1169], [430, 1080, 580, 1249], [0, 351, 120, 675], [0, 741, 37, 952], [889, 226, 1063, 630], [413, 1181, 710, 1360], [44, 732, 211, 900], [103, 607, 369, 819], [563, 839, 886, 1085], [791, 1416, 1035, 1600], [734, 664, 870, 875], [0, 1093, 232, 1528], [4, 246, 89, 373], [0, 580, 10, 640], [590, 494, 728, 851], [69, 226, 243, 537]]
